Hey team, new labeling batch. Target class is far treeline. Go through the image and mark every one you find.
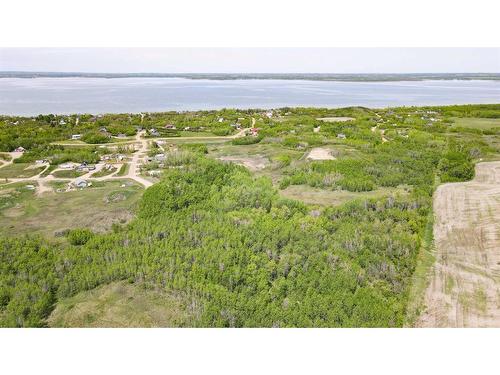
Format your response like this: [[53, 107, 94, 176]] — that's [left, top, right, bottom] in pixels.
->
[[1, 72, 500, 81], [0, 104, 499, 327]]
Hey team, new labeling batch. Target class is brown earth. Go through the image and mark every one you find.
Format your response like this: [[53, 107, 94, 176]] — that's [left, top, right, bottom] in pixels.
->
[[417, 161, 500, 327]]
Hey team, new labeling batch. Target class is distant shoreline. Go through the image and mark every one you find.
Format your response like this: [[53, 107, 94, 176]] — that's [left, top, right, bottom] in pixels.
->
[[1, 72, 500, 82]]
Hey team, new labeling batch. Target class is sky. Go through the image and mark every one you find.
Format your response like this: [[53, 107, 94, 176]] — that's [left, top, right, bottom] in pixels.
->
[[0, 48, 499, 74]]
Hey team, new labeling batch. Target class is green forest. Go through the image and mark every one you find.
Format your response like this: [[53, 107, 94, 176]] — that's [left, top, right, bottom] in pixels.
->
[[1, 104, 499, 327]]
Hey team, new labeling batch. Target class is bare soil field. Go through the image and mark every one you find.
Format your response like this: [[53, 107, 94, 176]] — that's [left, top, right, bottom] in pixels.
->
[[306, 147, 336, 160], [417, 161, 500, 327]]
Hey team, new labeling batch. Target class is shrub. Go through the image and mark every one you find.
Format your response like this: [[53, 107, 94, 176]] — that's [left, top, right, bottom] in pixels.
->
[[66, 229, 94, 245]]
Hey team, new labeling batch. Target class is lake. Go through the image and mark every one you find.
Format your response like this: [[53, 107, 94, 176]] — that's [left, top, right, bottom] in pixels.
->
[[0, 77, 498, 115]]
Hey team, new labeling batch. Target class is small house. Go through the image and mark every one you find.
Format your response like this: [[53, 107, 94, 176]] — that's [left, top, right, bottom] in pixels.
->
[[71, 134, 82, 140], [218, 117, 224, 123], [72, 178, 89, 189], [313, 126, 321, 133], [149, 128, 160, 137], [59, 119, 67, 125], [14, 146, 26, 153], [265, 111, 273, 119], [164, 124, 176, 130], [337, 133, 346, 139], [117, 133, 127, 138], [59, 162, 76, 169]]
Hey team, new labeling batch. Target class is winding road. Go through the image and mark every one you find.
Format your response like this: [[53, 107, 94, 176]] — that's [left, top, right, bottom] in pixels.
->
[[1, 124, 252, 192]]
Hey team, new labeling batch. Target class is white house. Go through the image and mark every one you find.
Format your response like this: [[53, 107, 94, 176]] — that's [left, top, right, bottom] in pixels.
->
[[71, 134, 82, 140], [59, 162, 77, 169], [72, 178, 89, 189]]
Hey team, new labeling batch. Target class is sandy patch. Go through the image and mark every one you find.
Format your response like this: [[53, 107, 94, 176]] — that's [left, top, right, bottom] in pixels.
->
[[306, 148, 336, 161]]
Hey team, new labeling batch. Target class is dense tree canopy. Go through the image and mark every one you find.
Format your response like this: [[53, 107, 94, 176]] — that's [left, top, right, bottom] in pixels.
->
[[0, 104, 498, 327]]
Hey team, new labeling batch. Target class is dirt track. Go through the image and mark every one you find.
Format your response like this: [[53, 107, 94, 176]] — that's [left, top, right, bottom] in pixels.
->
[[417, 161, 500, 327], [1, 126, 252, 192]]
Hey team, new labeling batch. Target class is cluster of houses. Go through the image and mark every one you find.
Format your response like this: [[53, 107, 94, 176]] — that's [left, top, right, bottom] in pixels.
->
[[59, 161, 95, 172], [100, 153, 125, 162], [77, 162, 96, 172], [148, 123, 213, 137]]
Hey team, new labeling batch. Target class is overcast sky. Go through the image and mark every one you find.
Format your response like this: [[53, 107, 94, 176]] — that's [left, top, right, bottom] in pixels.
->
[[0, 48, 499, 73]]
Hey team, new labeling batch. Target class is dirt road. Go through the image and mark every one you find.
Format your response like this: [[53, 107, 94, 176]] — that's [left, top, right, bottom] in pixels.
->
[[1, 125, 252, 192], [124, 131, 152, 187], [417, 161, 500, 327], [1, 132, 153, 190]]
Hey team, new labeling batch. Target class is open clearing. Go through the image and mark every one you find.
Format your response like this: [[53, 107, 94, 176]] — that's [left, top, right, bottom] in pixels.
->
[[48, 281, 194, 327], [0, 179, 143, 237], [417, 161, 500, 327], [280, 185, 408, 206], [451, 117, 500, 130], [219, 155, 269, 171], [306, 147, 336, 160], [0, 163, 45, 178]]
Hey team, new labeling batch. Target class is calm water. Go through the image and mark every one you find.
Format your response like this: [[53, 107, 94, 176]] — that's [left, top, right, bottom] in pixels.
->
[[0, 77, 498, 115]]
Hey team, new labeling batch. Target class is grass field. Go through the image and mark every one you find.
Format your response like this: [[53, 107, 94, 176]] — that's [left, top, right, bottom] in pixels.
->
[[404, 212, 436, 326], [209, 142, 303, 184], [451, 117, 500, 130], [280, 184, 409, 206], [91, 166, 117, 177], [0, 179, 143, 237], [0, 153, 12, 161], [115, 163, 130, 176], [0, 163, 45, 179], [47, 281, 194, 327], [51, 169, 87, 178]]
